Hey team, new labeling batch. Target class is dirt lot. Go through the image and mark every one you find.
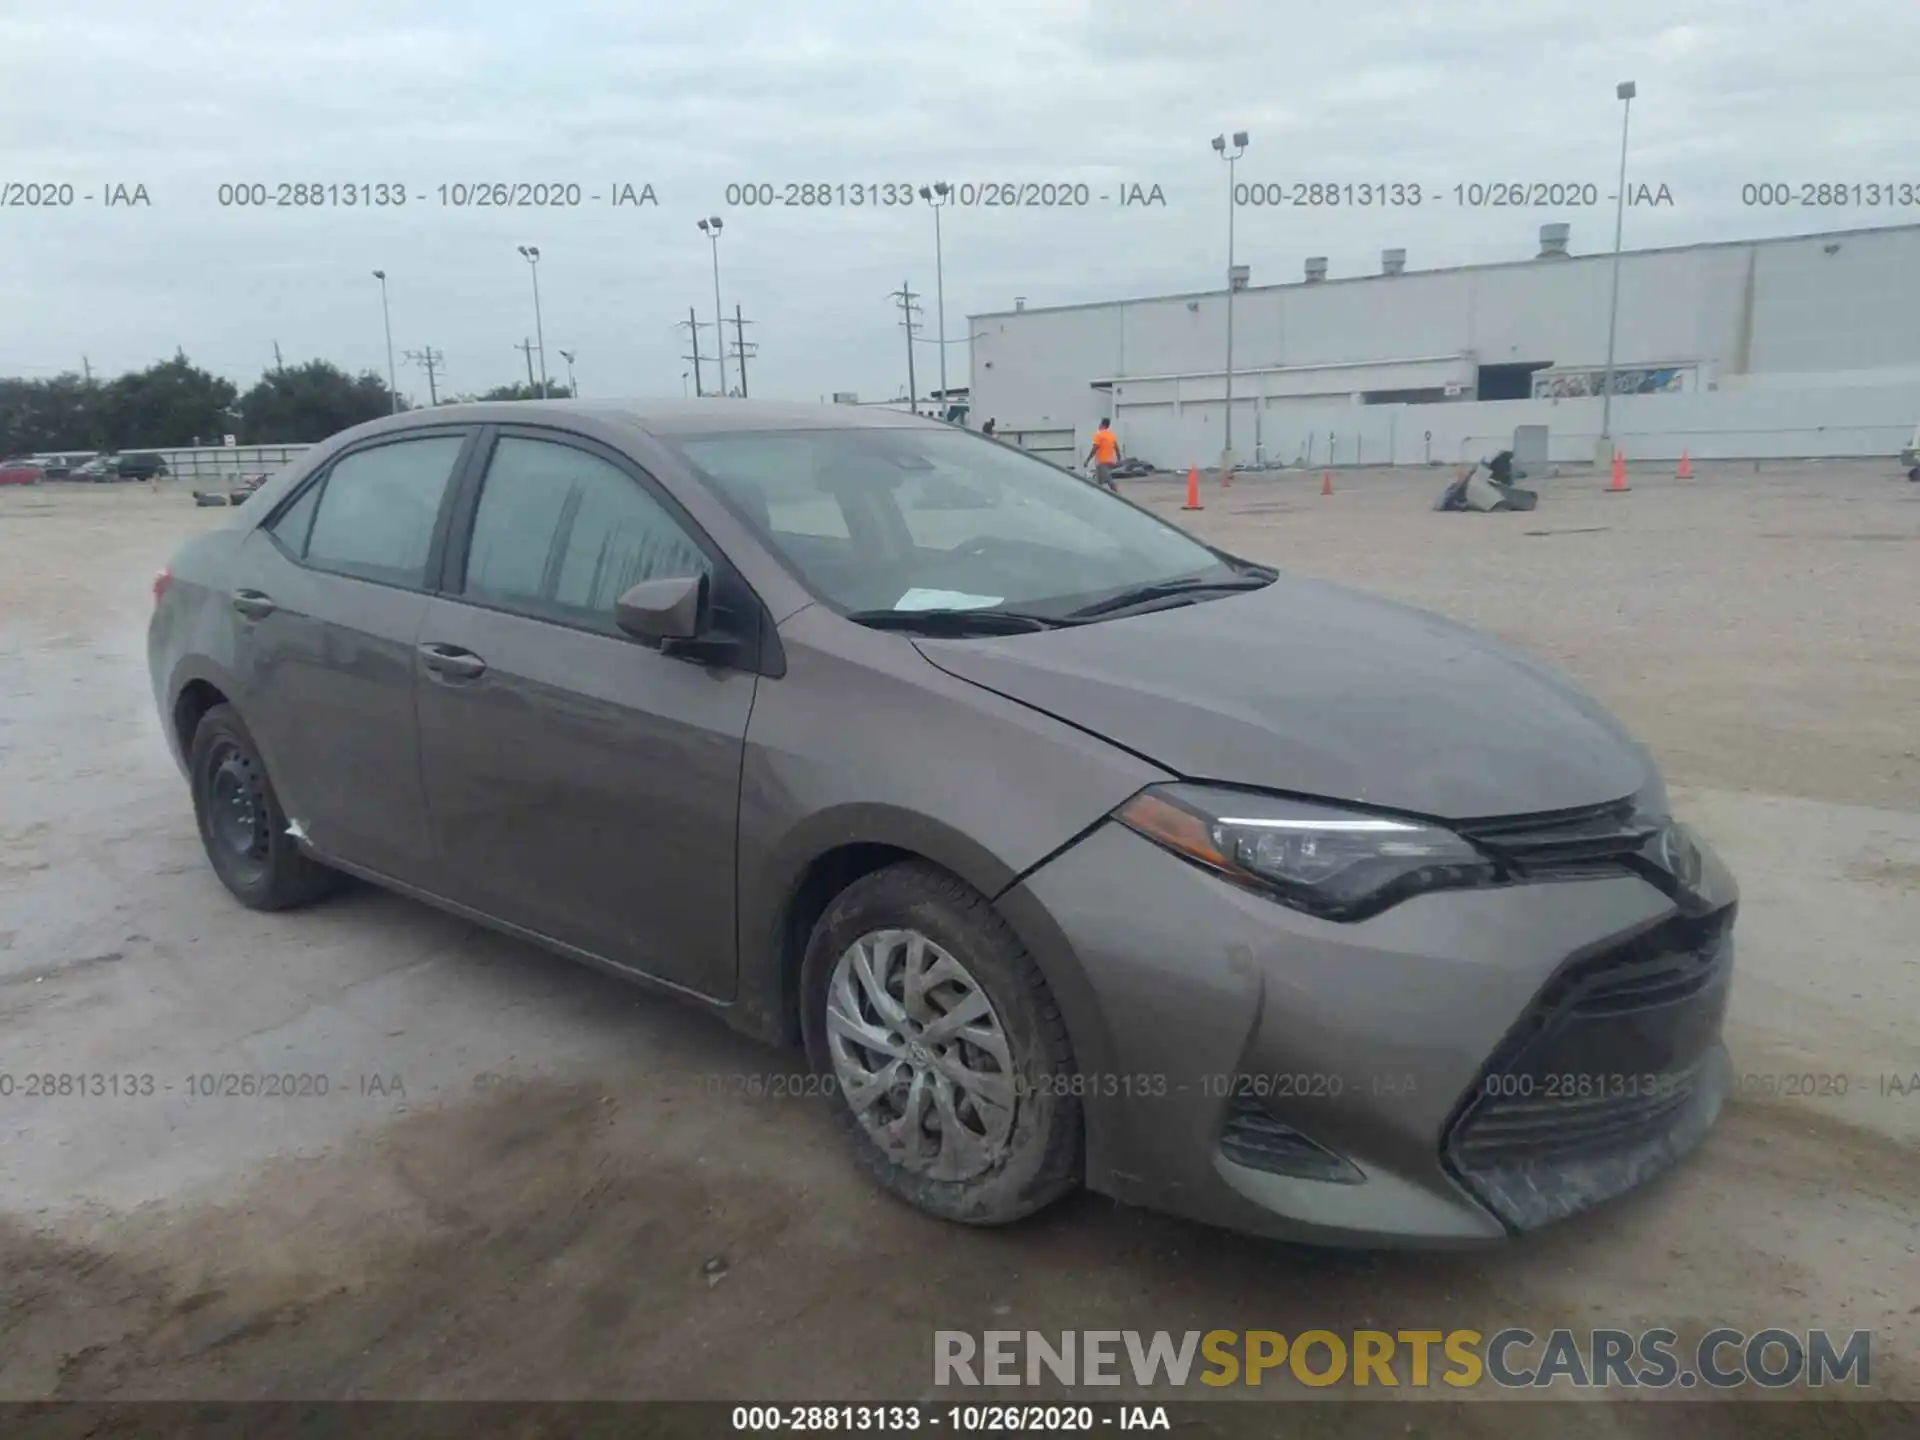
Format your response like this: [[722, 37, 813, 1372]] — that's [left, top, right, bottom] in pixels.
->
[[0, 464, 1916, 1427]]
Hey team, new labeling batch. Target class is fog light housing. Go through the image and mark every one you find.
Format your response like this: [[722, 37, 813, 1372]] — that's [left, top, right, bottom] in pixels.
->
[[1218, 1094, 1364, 1183]]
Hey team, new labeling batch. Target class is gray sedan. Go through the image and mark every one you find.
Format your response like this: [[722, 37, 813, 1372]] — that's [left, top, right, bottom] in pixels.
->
[[147, 400, 1737, 1245]]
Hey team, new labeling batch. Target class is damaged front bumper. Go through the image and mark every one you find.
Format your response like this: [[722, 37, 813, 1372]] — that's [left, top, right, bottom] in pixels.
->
[[1003, 818, 1738, 1246]]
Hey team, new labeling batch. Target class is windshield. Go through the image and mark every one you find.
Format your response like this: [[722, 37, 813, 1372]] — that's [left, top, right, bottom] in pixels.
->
[[667, 426, 1240, 619]]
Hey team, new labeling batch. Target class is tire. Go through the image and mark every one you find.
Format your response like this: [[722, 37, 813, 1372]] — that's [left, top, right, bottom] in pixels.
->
[[188, 703, 340, 910], [801, 862, 1082, 1225]]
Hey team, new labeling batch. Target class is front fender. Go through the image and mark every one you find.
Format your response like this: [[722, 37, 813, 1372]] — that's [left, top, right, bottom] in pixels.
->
[[731, 799, 1025, 1046]]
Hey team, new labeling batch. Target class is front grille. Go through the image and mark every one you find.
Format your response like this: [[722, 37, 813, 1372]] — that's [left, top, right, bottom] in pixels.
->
[[1457, 799, 1661, 879], [1218, 1095, 1363, 1183], [1572, 941, 1724, 1016], [1451, 1062, 1703, 1166], [1445, 909, 1735, 1232]]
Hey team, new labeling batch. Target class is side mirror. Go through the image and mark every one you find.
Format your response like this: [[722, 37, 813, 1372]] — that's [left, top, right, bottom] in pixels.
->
[[615, 573, 706, 642], [615, 572, 742, 667]]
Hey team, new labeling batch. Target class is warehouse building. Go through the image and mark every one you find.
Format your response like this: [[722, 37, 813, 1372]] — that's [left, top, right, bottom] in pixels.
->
[[967, 221, 1920, 468]]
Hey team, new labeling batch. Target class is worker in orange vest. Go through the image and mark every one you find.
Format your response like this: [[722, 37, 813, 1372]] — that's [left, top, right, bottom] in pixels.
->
[[1084, 418, 1121, 492]]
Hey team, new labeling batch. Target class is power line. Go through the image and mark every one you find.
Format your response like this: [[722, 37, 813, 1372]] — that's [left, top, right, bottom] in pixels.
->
[[403, 347, 444, 405], [728, 305, 758, 399], [890, 281, 924, 415], [676, 308, 715, 397]]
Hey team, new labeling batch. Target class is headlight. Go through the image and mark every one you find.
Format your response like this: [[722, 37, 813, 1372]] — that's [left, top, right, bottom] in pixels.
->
[[1114, 784, 1499, 921]]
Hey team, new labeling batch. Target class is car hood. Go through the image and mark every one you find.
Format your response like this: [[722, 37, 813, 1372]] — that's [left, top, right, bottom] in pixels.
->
[[913, 574, 1654, 821]]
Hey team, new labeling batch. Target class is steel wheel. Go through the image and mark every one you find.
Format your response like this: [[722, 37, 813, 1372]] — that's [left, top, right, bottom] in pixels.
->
[[825, 927, 1018, 1182], [205, 741, 271, 877], [187, 702, 341, 911]]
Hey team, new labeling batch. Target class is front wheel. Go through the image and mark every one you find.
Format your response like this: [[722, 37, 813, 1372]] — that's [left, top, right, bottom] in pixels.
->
[[801, 862, 1082, 1225], [188, 703, 341, 910]]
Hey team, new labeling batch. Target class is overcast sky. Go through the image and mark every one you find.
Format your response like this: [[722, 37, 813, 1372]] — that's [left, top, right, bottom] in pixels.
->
[[3, 0, 1915, 405]]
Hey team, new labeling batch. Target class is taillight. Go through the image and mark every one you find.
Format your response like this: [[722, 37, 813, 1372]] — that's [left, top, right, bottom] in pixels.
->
[[153, 566, 173, 605]]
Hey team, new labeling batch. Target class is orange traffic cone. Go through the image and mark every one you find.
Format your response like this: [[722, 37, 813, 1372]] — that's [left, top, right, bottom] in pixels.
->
[[1676, 450, 1693, 479], [1321, 471, 1334, 496], [1606, 450, 1630, 493], [1182, 466, 1203, 511]]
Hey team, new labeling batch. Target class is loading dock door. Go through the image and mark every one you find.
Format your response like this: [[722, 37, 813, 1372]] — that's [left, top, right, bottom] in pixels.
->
[[1003, 427, 1077, 468]]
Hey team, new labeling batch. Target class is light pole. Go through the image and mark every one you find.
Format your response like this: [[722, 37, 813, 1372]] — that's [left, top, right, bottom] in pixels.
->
[[919, 182, 952, 415], [558, 349, 577, 396], [371, 270, 398, 413], [1598, 81, 1636, 463], [516, 245, 548, 397], [681, 371, 690, 398], [1211, 131, 1248, 472], [697, 217, 727, 396]]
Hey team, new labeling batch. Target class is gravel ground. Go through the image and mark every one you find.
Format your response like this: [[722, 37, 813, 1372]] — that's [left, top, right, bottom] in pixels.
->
[[0, 465, 1915, 1430]]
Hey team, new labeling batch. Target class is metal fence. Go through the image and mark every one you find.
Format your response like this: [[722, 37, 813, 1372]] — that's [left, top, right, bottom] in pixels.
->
[[153, 445, 312, 481], [30, 444, 314, 481]]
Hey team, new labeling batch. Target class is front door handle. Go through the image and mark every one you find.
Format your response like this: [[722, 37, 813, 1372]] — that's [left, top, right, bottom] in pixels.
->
[[232, 589, 276, 620], [418, 643, 487, 680]]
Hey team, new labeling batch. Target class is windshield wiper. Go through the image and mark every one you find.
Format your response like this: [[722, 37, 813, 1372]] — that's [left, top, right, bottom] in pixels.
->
[[846, 607, 1067, 635], [1065, 572, 1272, 620]]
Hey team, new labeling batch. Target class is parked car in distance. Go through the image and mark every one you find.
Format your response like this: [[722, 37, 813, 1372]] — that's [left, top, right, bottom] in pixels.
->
[[0, 459, 46, 486], [116, 451, 169, 480], [73, 457, 117, 481], [148, 399, 1740, 1248]]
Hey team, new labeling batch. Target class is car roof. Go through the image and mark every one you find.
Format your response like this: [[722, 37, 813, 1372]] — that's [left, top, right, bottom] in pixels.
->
[[346, 398, 947, 439]]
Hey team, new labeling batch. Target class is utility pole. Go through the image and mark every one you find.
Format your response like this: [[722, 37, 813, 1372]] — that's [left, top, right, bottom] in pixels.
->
[[729, 305, 758, 399], [890, 281, 924, 414], [676, 308, 711, 397], [515, 338, 538, 390], [919, 183, 953, 413], [1211, 130, 1249, 473], [372, 270, 398, 413], [697, 217, 727, 396], [81, 356, 97, 451], [516, 246, 548, 397], [404, 347, 444, 405], [1598, 80, 1638, 463]]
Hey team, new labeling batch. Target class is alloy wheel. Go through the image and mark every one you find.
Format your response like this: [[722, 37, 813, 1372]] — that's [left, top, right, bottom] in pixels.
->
[[825, 928, 1018, 1181]]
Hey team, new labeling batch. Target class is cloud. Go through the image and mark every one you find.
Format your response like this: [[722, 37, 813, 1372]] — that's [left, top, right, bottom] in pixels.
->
[[2, 0, 1915, 403]]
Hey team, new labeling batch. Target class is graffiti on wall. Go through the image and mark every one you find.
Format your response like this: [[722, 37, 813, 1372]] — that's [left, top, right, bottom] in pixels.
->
[[1532, 366, 1692, 399]]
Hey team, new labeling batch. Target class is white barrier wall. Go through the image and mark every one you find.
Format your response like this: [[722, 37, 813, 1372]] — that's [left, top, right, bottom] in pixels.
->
[[1105, 386, 1917, 470]]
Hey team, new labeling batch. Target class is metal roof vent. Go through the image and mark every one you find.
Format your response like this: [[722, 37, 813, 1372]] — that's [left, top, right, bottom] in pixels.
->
[[1305, 256, 1328, 282], [1014, 296, 1026, 311], [1382, 248, 1406, 276], [1229, 263, 1250, 291], [1538, 223, 1570, 259]]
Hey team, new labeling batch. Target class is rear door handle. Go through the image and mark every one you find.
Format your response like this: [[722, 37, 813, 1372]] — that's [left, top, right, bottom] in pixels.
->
[[418, 643, 487, 680], [232, 589, 276, 620]]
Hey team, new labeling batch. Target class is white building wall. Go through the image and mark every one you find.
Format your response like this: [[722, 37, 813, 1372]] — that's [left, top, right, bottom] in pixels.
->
[[970, 224, 1920, 464], [1748, 231, 1919, 374]]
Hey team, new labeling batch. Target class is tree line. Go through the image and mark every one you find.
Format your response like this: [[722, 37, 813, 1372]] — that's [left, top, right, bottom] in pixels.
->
[[1, 352, 573, 455]]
